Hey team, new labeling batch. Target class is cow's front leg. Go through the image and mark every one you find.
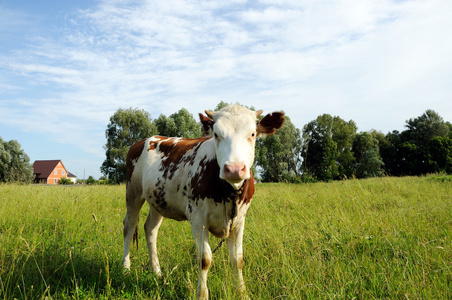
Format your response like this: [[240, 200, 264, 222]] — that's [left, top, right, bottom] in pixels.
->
[[144, 206, 164, 277], [191, 223, 212, 300], [227, 217, 247, 297]]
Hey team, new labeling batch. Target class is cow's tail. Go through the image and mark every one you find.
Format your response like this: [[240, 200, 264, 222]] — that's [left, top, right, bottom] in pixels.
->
[[133, 217, 139, 250]]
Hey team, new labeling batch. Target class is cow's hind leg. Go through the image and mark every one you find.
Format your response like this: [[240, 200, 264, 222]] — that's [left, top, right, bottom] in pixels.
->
[[144, 206, 164, 276], [122, 198, 145, 270]]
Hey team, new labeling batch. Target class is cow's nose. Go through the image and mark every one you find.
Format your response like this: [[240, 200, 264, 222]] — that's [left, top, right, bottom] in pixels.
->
[[223, 163, 247, 180]]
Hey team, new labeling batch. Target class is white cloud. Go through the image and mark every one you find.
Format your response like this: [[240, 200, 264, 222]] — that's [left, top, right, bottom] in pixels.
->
[[241, 7, 303, 24]]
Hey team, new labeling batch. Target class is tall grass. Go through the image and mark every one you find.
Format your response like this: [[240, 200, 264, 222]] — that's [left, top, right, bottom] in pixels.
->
[[0, 177, 451, 299]]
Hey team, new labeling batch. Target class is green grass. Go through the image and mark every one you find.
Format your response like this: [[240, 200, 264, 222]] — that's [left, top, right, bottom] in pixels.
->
[[1, 177, 451, 299], [427, 174, 452, 182]]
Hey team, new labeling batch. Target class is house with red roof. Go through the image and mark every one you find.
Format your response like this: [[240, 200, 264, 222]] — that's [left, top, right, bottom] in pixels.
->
[[33, 160, 72, 184], [67, 172, 77, 184]]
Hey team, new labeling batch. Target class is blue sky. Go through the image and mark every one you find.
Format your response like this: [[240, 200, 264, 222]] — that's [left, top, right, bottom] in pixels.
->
[[1, 0, 451, 180]]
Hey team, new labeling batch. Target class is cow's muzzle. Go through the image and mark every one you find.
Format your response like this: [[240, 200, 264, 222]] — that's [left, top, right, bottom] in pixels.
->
[[223, 162, 247, 181]]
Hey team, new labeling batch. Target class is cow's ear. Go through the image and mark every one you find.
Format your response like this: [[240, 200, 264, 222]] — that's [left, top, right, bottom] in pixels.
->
[[199, 113, 215, 137], [257, 112, 285, 137]]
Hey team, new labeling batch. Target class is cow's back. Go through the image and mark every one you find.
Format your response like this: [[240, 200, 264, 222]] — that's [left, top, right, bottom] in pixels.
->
[[126, 136, 215, 221]]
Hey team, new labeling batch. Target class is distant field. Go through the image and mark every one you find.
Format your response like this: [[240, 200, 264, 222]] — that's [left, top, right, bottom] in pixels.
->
[[1, 176, 451, 299]]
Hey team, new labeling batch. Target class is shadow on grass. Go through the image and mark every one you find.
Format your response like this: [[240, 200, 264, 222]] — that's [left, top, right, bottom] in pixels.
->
[[0, 237, 191, 299]]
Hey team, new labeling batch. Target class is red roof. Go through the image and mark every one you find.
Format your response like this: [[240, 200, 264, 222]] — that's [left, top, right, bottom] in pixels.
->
[[33, 160, 64, 179], [67, 172, 77, 178]]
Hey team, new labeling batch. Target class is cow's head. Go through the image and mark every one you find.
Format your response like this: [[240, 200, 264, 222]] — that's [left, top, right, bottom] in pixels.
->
[[199, 105, 285, 190]]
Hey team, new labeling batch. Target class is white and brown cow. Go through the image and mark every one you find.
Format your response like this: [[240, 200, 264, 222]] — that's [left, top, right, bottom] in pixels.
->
[[122, 105, 284, 299]]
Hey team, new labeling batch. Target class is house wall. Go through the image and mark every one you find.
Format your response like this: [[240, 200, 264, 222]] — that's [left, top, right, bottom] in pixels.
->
[[47, 162, 68, 185]]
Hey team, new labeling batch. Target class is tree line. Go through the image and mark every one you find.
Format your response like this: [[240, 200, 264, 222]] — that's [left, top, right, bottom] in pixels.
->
[[1, 103, 449, 184], [101, 102, 452, 184], [301, 110, 452, 182]]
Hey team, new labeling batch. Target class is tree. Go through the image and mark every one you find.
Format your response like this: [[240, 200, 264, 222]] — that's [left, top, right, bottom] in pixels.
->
[[352, 132, 384, 178], [448, 122, 452, 139], [0, 138, 10, 182], [0, 137, 34, 183], [155, 108, 202, 138], [427, 136, 452, 173], [379, 110, 450, 176], [86, 175, 97, 185], [405, 109, 449, 147], [321, 136, 339, 181], [302, 114, 357, 181], [255, 115, 302, 182], [101, 108, 158, 183], [332, 117, 357, 178], [402, 110, 450, 174], [398, 142, 424, 175], [376, 130, 401, 176]]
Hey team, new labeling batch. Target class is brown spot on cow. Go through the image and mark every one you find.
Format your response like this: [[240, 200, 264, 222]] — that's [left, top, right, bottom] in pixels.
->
[[239, 170, 255, 205], [237, 255, 244, 270], [201, 256, 211, 270], [191, 157, 236, 204], [126, 139, 146, 183], [157, 137, 209, 180], [154, 183, 167, 209], [147, 136, 167, 152]]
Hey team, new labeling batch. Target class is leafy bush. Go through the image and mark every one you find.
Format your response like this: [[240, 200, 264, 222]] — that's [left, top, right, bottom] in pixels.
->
[[58, 177, 74, 185]]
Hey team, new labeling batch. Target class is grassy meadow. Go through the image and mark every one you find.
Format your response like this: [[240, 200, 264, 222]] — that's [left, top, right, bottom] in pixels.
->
[[0, 176, 451, 299]]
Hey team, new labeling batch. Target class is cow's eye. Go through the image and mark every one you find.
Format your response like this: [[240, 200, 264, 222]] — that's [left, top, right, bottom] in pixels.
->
[[251, 132, 256, 137], [214, 132, 219, 139]]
